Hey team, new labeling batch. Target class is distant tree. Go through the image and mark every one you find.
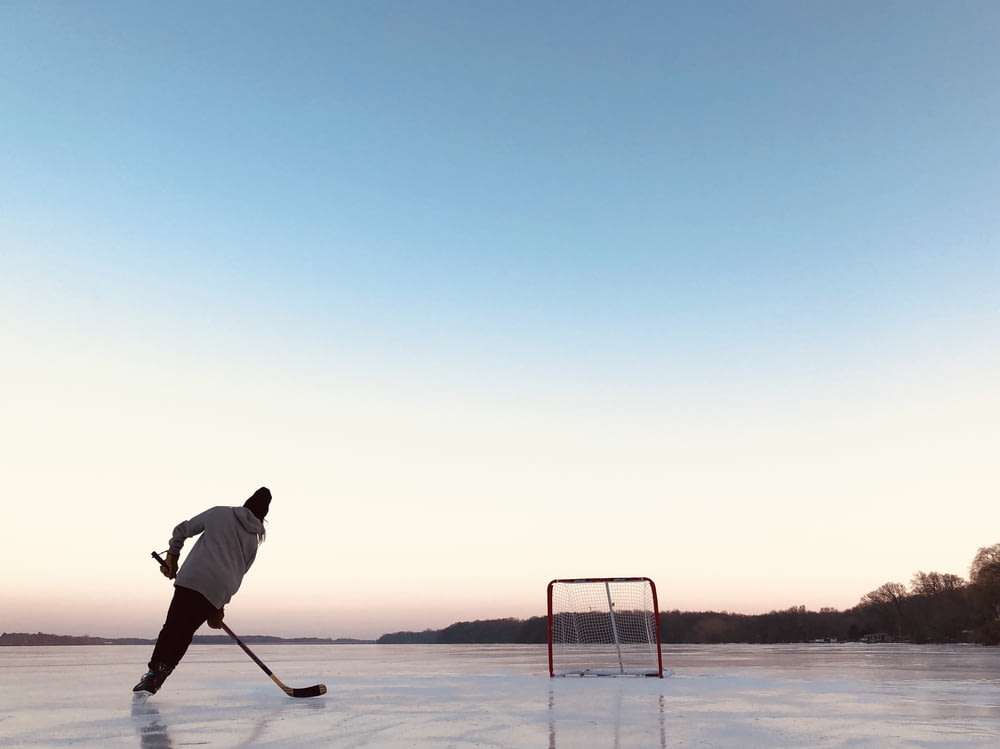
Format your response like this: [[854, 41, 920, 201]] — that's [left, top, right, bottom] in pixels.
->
[[969, 543, 1000, 644], [906, 572, 971, 643], [970, 544, 1000, 587], [860, 582, 908, 639], [861, 581, 907, 608], [910, 571, 965, 597], [376, 629, 438, 644], [516, 616, 547, 642], [691, 615, 733, 643]]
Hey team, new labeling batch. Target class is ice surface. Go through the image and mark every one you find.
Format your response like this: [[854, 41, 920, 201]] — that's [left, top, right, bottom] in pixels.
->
[[1, 643, 999, 748]]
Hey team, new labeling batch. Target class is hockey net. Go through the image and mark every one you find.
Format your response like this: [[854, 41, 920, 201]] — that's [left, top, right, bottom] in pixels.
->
[[547, 577, 663, 677]]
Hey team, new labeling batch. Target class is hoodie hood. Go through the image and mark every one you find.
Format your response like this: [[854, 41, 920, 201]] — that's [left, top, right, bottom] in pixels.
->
[[234, 506, 265, 534]]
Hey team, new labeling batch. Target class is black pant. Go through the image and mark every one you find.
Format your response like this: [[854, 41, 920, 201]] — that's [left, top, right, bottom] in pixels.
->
[[149, 585, 215, 670]]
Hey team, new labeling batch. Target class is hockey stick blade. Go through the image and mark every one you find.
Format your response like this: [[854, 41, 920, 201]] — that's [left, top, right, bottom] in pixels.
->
[[150, 552, 327, 699], [284, 682, 327, 698]]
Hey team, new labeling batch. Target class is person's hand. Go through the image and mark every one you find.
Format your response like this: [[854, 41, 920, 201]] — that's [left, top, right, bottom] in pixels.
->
[[160, 553, 179, 579], [207, 606, 225, 629]]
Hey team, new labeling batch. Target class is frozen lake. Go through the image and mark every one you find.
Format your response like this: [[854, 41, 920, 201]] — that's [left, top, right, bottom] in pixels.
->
[[1, 643, 999, 747]]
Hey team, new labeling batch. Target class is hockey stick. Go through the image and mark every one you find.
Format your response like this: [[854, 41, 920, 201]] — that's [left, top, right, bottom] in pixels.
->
[[151, 551, 327, 698]]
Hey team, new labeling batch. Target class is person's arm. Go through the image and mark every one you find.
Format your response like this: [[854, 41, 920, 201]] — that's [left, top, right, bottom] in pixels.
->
[[167, 508, 212, 554], [160, 507, 214, 578]]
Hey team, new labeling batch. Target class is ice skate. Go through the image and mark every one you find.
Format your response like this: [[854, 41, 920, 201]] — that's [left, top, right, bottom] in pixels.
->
[[132, 662, 172, 701]]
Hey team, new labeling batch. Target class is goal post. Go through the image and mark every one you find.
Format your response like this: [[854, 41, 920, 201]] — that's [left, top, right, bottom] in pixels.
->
[[547, 577, 663, 677]]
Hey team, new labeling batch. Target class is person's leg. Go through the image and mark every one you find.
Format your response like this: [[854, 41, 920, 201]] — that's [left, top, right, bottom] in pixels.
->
[[134, 586, 215, 695], [149, 585, 215, 669]]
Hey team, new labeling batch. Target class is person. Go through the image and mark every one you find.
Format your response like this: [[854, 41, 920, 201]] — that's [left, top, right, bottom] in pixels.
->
[[133, 487, 271, 699]]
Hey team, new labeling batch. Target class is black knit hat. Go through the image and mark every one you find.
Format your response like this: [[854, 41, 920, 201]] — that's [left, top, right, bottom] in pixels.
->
[[244, 487, 271, 522]]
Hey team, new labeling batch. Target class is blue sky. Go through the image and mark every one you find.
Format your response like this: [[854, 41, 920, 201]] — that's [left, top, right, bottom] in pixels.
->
[[2, 1, 998, 639]]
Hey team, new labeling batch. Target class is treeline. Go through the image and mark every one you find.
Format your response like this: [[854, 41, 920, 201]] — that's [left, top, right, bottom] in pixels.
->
[[1, 632, 116, 646], [848, 543, 1000, 645], [179, 635, 374, 645], [378, 543, 1000, 646], [375, 596, 980, 646], [0, 632, 373, 646], [379, 617, 548, 644], [374, 604, 954, 646]]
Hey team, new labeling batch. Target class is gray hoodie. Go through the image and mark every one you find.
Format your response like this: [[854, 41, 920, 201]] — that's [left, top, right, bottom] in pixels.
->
[[168, 506, 264, 609]]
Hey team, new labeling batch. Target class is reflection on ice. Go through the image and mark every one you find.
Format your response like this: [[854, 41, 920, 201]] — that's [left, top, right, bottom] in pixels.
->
[[131, 701, 172, 749], [2, 643, 999, 748], [547, 688, 668, 749]]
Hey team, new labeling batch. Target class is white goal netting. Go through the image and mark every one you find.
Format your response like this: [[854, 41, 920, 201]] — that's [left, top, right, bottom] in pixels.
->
[[547, 577, 663, 677]]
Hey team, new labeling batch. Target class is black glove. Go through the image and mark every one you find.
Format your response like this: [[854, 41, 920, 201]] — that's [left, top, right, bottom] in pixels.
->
[[207, 606, 225, 629], [160, 553, 179, 580]]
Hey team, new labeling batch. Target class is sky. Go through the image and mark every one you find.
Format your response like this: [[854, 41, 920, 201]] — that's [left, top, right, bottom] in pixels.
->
[[1, 1, 998, 640]]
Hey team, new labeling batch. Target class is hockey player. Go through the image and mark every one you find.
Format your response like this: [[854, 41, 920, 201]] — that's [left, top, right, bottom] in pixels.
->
[[133, 487, 271, 699]]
